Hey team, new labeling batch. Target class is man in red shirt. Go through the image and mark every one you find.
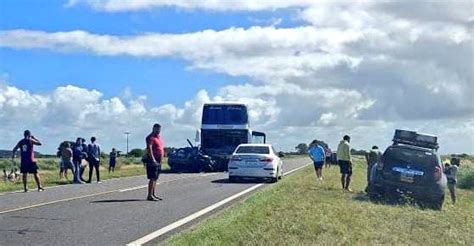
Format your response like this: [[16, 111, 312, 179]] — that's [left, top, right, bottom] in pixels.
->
[[12, 130, 44, 192], [145, 123, 165, 201]]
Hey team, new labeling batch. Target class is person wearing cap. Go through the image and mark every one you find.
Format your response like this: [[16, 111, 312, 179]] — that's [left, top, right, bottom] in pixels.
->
[[12, 130, 44, 192], [337, 135, 352, 192]]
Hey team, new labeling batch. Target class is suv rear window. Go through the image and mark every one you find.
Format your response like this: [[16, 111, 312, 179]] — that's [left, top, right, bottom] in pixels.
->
[[383, 147, 438, 168], [236, 146, 270, 154]]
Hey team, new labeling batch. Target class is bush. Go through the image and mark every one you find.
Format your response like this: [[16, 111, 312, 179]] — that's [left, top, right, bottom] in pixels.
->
[[458, 168, 474, 190], [128, 149, 145, 158]]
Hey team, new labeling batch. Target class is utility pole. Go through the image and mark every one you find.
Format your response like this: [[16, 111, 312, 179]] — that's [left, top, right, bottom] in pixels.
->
[[124, 132, 130, 157]]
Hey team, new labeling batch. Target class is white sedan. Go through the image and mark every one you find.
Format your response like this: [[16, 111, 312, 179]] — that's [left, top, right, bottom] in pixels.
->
[[228, 144, 283, 182]]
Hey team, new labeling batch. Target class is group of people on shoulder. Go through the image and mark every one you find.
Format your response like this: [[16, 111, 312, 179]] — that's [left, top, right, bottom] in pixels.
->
[[309, 135, 380, 193], [58, 137, 102, 184], [11, 124, 163, 202]]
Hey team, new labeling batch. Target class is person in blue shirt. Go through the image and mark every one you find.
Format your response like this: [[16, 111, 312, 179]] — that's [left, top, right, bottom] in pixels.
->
[[308, 140, 326, 180]]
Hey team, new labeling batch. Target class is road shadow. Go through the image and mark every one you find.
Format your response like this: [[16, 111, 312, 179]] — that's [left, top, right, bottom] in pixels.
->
[[9, 215, 72, 222], [90, 199, 143, 203], [0, 228, 44, 235]]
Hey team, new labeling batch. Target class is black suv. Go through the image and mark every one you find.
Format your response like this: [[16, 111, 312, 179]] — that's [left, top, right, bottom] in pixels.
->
[[368, 130, 447, 209]]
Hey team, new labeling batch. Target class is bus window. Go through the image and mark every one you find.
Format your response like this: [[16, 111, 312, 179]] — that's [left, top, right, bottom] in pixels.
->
[[202, 105, 248, 125]]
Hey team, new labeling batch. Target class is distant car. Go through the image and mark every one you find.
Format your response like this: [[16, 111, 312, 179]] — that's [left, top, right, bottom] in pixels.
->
[[228, 144, 283, 182], [368, 129, 447, 210]]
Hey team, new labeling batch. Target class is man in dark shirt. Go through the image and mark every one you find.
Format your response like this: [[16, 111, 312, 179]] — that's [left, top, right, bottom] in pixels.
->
[[12, 130, 44, 192], [145, 123, 165, 201], [87, 137, 101, 183], [109, 148, 118, 173], [73, 138, 86, 184]]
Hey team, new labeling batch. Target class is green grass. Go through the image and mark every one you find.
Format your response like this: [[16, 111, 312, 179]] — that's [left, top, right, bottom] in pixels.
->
[[168, 159, 474, 246], [0, 157, 169, 193]]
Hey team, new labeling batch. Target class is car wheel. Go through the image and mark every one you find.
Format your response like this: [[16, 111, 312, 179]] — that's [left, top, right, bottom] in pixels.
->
[[367, 185, 383, 203], [229, 176, 237, 183], [271, 175, 278, 183], [278, 167, 282, 180], [428, 196, 444, 210]]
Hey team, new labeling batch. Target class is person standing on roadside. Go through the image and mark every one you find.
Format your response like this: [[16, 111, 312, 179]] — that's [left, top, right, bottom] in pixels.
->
[[446, 160, 460, 205], [60, 142, 75, 181], [87, 137, 101, 183], [145, 123, 165, 201], [365, 146, 382, 192], [337, 135, 353, 192], [109, 148, 118, 173], [11, 130, 44, 192], [72, 138, 85, 184], [79, 138, 88, 182], [308, 140, 326, 181]]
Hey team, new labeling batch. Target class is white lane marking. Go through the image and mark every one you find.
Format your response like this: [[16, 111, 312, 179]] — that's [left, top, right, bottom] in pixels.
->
[[119, 185, 150, 192], [0, 190, 119, 215], [127, 163, 311, 246], [0, 174, 148, 196], [0, 173, 221, 215], [126, 184, 265, 246]]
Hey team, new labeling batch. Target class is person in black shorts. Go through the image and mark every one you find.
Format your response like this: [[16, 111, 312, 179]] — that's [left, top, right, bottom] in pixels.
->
[[12, 130, 44, 192], [337, 135, 353, 192], [145, 124, 165, 201]]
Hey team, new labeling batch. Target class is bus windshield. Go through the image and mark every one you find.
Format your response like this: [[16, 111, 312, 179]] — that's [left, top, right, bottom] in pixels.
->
[[202, 104, 248, 125]]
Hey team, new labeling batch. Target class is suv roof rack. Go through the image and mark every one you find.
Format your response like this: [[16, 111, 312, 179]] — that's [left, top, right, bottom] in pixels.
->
[[392, 129, 439, 150]]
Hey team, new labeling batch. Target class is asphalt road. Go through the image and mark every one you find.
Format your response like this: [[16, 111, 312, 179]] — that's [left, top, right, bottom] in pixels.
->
[[0, 157, 310, 246]]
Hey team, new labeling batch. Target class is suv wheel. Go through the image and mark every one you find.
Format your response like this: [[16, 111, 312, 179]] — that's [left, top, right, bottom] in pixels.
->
[[429, 196, 444, 210]]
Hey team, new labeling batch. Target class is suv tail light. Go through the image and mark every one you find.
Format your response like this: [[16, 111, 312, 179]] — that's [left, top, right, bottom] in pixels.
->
[[434, 166, 442, 181], [259, 157, 274, 162], [231, 156, 242, 161]]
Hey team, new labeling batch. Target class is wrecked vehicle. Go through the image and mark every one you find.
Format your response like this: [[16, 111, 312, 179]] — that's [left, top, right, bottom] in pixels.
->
[[167, 139, 217, 172]]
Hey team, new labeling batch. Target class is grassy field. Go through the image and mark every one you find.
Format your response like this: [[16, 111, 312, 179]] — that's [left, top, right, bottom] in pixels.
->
[[168, 157, 474, 246], [0, 157, 169, 193]]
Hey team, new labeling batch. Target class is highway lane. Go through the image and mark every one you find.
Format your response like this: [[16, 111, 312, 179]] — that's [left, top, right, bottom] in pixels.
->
[[0, 157, 310, 245]]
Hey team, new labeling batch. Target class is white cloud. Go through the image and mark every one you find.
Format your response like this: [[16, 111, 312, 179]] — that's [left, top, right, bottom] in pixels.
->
[[65, 0, 316, 12], [1, 1, 473, 154]]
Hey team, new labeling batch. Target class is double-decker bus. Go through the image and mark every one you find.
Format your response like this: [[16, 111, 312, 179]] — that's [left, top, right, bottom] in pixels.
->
[[200, 102, 266, 170]]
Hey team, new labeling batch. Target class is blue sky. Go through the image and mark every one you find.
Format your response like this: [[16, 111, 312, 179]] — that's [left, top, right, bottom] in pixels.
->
[[0, 1, 472, 154], [0, 0, 300, 105]]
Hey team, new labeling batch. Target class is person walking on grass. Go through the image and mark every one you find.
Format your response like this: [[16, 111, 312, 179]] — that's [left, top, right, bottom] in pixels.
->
[[445, 160, 460, 205], [337, 135, 353, 192], [109, 148, 118, 173], [324, 146, 332, 168], [60, 142, 75, 181], [87, 137, 101, 183], [308, 140, 326, 181], [11, 130, 44, 192], [145, 123, 165, 201], [365, 146, 382, 192]]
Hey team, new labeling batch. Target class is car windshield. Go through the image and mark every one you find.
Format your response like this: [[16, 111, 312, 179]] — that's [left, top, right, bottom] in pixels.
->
[[236, 146, 270, 154]]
